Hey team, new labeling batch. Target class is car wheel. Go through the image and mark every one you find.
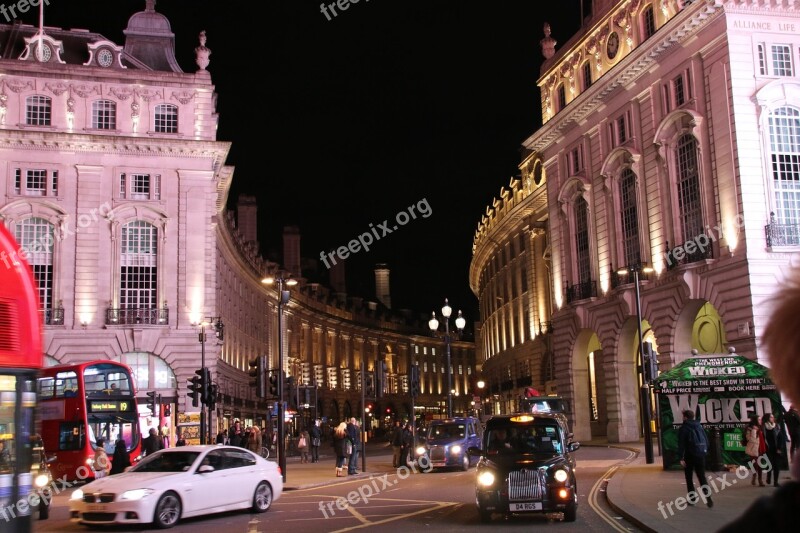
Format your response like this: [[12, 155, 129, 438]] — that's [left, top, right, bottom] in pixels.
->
[[153, 491, 181, 529], [252, 481, 273, 512], [38, 501, 49, 520], [479, 507, 492, 523], [563, 496, 577, 522], [461, 454, 470, 471]]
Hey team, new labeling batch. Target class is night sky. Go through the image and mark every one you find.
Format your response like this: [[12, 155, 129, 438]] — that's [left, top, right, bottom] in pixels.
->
[[31, 0, 583, 326]]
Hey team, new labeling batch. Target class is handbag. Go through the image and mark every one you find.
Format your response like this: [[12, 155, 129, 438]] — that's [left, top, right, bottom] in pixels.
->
[[312, 437, 321, 447], [298, 436, 307, 448], [346, 440, 353, 456]]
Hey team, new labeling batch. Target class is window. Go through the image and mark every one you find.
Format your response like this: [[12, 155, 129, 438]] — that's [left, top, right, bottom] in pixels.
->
[[15, 217, 54, 314], [52, 171, 58, 196], [14, 169, 20, 194], [120, 221, 158, 312], [26, 95, 51, 126], [610, 113, 630, 148], [662, 70, 692, 113], [582, 61, 592, 91], [119, 173, 161, 200], [575, 196, 591, 284], [132, 174, 150, 200], [758, 44, 767, 76], [557, 85, 566, 111], [619, 169, 641, 267], [642, 5, 656, 39], [771, 44, 794, 77], [676, 134, 704, 245], [120, 352, 176, 390], [119, 173, 126, 199], [92, 100, 117, 130], [674, 75, 685, 106], [154, 104, 178, 133], [26, 170, 46, 196], [769, 106, 800, 233], [569, 145, 583, 174]]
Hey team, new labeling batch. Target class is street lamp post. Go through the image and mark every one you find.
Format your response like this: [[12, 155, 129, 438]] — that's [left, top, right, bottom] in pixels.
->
[[262, 275, 297, 483], [477, 379, 485, 418], [618, 263, 655, 464], [428, 299, 466, 419]]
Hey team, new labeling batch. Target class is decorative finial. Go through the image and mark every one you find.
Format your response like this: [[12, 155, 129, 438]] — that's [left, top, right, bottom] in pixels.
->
[[145, 0, 156, 12], [540, 22, 557, 60], [195, 31, 211, 71]]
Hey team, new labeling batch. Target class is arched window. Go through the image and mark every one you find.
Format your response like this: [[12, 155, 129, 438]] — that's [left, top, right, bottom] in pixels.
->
[[619, 168, 641, 267], [676, 134, 704, 253], [120, 352, 176, 390], [14, 217, 55, 317], [120, 221, 158, 320], [154, 104, 178, 133], [642, 5, 656, 40], [769, 106, 800, 236], [92, 100, 117, 130], [26, 95, 51, 126]]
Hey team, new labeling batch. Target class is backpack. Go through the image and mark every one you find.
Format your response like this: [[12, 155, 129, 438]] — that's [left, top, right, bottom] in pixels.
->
[[687, 423, 708, 456]]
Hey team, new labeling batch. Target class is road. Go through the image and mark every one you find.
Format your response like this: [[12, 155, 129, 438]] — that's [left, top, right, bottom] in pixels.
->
[[33, 445, 641, 532]]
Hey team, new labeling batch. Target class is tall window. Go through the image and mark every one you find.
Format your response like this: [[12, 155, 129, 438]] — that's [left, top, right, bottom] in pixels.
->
[[770, 107, 800, 227], [26, 95, 51, 126], [676, 134, 704, 244], [771, 44, 794, 77], [575, 196, 591, 284], [557, 85, 566, 111], [582, 61, 592, 91], [26, 169, 46, 196], [642, 5, 656, 39], [620, 168, 641, 266], [758, 44, 767, 75], [120, 221, 158, 310], [92, 100, 117, 130], [154, 104, 178, 133], [14, 217, 54, 312]]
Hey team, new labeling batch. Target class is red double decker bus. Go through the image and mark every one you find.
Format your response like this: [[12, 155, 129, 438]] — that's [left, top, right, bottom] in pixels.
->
[[0, 224, 44, 532], [37, 361, 142, 482]]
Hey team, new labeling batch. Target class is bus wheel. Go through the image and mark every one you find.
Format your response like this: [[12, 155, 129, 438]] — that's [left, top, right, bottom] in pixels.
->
[[153, 491, 181, 529]]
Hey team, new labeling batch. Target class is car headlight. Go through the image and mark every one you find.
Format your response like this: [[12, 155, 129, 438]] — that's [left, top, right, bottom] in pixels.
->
[[450, 445, 462, 454], [416, 446, 426, 456], [477, 471, 495, 487], [71, 489, 84, 501], [34, 474, 50, 488], [554, 468, 569, 483], [119, 489, 154, 501]]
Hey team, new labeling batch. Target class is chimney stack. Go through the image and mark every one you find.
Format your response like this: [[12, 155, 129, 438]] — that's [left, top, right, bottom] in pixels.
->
[[283, 225, 301, 277], [330, 259, 346, 295], [374, 263, 391, 309], [236, 195, 258, 252]]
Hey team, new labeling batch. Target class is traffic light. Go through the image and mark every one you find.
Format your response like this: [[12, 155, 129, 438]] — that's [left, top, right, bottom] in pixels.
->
[[268, 370, 280, 398], [249, 356, 267, 398], [207, 383, 218, 410], [643, 342, 659, 382], [214, 320, 224, 341], [410, 365, 420, 397], [187, 375, 201, 407], [195, 368, 211, 405], [364, 372, 375, 398], [146, 390, 157, 413]]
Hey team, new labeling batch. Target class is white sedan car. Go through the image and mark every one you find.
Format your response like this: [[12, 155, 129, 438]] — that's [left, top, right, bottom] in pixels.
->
[[69, 445, 282, 529]]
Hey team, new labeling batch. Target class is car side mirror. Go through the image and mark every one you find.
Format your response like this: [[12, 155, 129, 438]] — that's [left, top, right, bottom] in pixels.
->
[[197, 464, 215, 473], [467, 446, 484, 457], [568, 442, 581, 452]]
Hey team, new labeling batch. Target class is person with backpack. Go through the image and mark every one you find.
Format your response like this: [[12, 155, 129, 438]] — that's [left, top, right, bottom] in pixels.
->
[[677, 409, 714, 508]]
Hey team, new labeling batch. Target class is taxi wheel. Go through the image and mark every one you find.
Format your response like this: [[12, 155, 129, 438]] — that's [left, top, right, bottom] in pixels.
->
[[563, 497, 577, 522], [478, 507, 492, 523], [252, 481, 273, 512], [461, 455, 470, 471], [38, 501, 49, 520], [153, 491, 181, 529]]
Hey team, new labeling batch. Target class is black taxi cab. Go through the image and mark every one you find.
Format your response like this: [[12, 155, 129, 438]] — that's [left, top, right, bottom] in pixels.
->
[[468, 413, 580, 522]]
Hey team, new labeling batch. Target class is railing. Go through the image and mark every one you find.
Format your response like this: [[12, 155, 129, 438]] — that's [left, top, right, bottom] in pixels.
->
[[42, 307, 64, 325], [610, 267, 652, 289], [765, 212, 800, 247], [565, 280, 597, 304], [664, 240, 713, 271], [105, 307, 169, 325]]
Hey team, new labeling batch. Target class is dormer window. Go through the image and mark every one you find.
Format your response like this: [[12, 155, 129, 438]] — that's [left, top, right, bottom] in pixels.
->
[[26, 96, 51, 126], [154, 104, 178, 133]]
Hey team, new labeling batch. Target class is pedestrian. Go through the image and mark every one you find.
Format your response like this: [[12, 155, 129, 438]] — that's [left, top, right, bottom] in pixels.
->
[[346, 417, 361, 474], [142, 427, 163, 456], [333, 422, 349, 477], [784, 405, 800, 457], [745, 415, 767, 487], [310, 419, 322, 463], [175, 431, 187, 447], [248, 425, 262, 454], [391, 420, 403, 467], [719, 269, 800, 531], [110, 438, 131, 475], [298, 428, 310, 463], [216, 429, 228, 445], [93, 438, 111, 479], [676, 410, 713, 508], [228, 419, 244, 447], [401, 422, 414, 468], [762, 413, 786, 487]]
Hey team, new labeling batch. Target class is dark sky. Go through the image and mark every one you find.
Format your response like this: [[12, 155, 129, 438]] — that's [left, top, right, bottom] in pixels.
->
[[35, 0, 583, 325]]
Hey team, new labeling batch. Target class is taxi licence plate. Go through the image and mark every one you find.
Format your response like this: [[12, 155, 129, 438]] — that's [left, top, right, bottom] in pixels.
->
[[509, 502, 542, 511]]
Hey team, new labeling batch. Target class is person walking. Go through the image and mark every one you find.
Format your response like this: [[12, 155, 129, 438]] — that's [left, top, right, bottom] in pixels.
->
[[110, 438, 131, 475], [676, 410, 713, 508], [401, 422, 414, 468], [391, 420, 403, 468], [216, 429, 228, 445], [745, 415, 767, 487], [142, 427, 163, 456], [228, 419, 244, 447], [298, 428, 310, 463], [762, 413, 786, 487], [346, 417, 361, 474], [93, 438, 111, 479], [784, 405, 800, 458], [310, 419, 322, 463], [333, 422, 349, 477]]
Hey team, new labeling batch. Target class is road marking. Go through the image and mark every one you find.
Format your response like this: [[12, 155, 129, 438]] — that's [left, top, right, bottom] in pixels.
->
[[587, 450, 636, 533], [346, 503, 369, 524], [330, 502, 457, 532]]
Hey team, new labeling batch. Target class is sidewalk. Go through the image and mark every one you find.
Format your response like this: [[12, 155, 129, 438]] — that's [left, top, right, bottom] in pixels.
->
[[277, 438, 792, 532]]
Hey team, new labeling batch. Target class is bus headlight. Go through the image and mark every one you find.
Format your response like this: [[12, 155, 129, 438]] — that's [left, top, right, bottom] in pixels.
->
[[477, 471, 495, 487], [554, 468, 568, 483]]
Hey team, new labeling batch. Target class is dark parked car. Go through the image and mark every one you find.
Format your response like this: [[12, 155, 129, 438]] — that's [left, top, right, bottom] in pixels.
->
[[415, 417, 482, 471], [468, 413, 580, 523]]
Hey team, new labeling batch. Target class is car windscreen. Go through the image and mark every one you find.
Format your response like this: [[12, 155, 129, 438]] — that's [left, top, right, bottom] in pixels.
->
[[131, 451, 200, 472], [427, 423, 466, 440], [486, 423, 563, 454]]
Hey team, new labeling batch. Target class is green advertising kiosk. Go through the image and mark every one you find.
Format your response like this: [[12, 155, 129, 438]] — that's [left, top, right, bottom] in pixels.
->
[[653, 352, 784, 470]]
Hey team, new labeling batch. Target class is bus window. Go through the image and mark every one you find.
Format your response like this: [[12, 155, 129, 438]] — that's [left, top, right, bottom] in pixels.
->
[[59, 422, 85, 451]]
